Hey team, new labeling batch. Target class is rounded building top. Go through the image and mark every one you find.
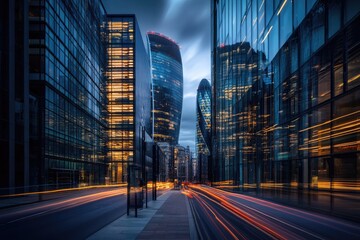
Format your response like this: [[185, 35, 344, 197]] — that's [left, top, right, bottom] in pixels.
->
[[147, 32, 182, 63], [147, 31, 178, 45], [198, 78, 211, 92]]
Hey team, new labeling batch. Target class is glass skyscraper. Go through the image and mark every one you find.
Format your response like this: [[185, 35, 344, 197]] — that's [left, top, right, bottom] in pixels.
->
[[28, 0, 108, 188], [147, 32, 183, 145], [212, 0, 360, 191], [0, 0, 154, 193], [196, 79, 211, 183], [106, 15, 152, 184]]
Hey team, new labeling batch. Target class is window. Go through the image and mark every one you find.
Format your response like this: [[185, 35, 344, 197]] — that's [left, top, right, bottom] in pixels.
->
[[279, 0, 292, 47], [345, 0, 360, 23], [268, 16, 279, 61], [265, 0, 273, 26], [311, 52, 331, 105], [347, 51, 360, 90], [328, 0, 341, 38], [311, 3, 325, 53], [333, 91, 360, 154], [300, 18, 310, 65], [293, 0, 305, 28]]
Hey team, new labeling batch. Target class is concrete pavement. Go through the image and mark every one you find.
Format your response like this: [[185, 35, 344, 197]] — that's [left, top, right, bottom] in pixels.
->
[[88, 190, 198, 240]]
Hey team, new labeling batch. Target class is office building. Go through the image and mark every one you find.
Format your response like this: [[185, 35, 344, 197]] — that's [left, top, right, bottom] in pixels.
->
[[148, 32, 183, 145], [106, 15, 152, 184], [0, 0, 155, 193], [212, 0, 360, 191], [196, 79, 211, 183], [28, 0, 108, 188], [156, 142, 172, 182], [173, 145, 192, 183]]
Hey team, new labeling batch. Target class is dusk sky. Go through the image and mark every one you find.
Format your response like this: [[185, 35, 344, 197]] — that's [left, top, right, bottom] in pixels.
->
[[103, 0, 211, 153]]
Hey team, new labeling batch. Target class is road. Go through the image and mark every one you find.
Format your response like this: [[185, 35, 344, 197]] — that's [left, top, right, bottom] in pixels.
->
[[186, 185, 360, 240], [0, 188, 127, 239]]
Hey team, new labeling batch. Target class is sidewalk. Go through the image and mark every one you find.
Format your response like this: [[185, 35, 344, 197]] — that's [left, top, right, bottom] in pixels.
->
[[88, 190, 197, 240]]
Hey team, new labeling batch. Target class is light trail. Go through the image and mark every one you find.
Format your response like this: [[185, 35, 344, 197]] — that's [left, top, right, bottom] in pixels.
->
[[0, 184, 127, 198], [187, 189, 244, 240], [1, 189, 126, 223], [189, 187, 284, 240], [187, 185, 360, 239]]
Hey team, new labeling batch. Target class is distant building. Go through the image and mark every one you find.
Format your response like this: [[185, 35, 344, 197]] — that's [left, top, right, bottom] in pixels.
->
[[156, 142, 172, 182], [185, 147, 193, 182], [173, 145, 192, 183], [147, 32, 183, 145], [192, 157, 198, 182], [106, 15, 152, 184], [196, 79, 211, 183]]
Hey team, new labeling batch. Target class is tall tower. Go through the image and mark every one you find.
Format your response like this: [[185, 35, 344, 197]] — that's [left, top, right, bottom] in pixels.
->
[[196, 79, 211, 183], [106, 15, 152, 183], [147, 32, 183, 145]]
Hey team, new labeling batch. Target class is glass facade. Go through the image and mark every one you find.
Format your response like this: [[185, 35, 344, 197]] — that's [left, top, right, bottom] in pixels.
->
[[147, 32, 183, 145], [196, 79, 211, 183], [29, 0, 108, 187], [212, 0, 360, 191], [106, 15, 152, 184]]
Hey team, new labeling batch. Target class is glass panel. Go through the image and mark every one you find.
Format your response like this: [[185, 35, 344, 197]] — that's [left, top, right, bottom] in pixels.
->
[[310, 157, 331, 189], [268, 15, 279, 61], [311, 2, 325, 53], [333, 91, 360, 155], [334, 62, 344, 96], [279, 0, 292, 47], [311, 53, 331, 105], [265, 0, 273, 26], [300, 18, 310, 65], [306, 0, 316, 13], [334, 154, 359, 191], [300, 63, 310, 111], [309, 104, 331, 157], [328, 0, 341, 38], [293, 0, 305, 28], [347, 51, 360, 90], [345, 0, 360, 23]]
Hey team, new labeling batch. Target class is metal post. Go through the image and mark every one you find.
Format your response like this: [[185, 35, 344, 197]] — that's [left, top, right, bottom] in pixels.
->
[[127, 164, 130, 216], [135, 188, 137, 217]]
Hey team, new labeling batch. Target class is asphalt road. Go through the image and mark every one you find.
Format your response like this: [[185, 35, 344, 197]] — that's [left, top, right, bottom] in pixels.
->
[[0, 188, 127, 240], [187, 185, 360, 240]]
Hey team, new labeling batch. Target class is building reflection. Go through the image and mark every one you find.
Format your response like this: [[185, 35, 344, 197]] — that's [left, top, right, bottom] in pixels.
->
[[196, 79, 211, 183], [212, 0, 360, 192]]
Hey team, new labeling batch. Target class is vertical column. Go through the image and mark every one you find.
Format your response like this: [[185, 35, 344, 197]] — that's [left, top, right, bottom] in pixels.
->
[[8, 0, 15, 194]]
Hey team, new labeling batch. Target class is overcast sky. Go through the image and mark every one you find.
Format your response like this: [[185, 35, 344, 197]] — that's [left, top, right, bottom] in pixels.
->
[[103, 0, 211, 153]]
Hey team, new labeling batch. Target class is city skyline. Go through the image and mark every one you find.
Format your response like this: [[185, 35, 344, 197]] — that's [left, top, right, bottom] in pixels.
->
[[1, 1, 360, 239]]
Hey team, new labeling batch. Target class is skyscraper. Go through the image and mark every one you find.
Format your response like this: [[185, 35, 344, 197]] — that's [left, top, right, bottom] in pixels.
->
[[0, 0, 154, 193], [147, 32, 183, 145], [28, 0, 108, 188], [212, 0, 360, 191], [106, 15, 152, 183], [196, 79, 211, 183]]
